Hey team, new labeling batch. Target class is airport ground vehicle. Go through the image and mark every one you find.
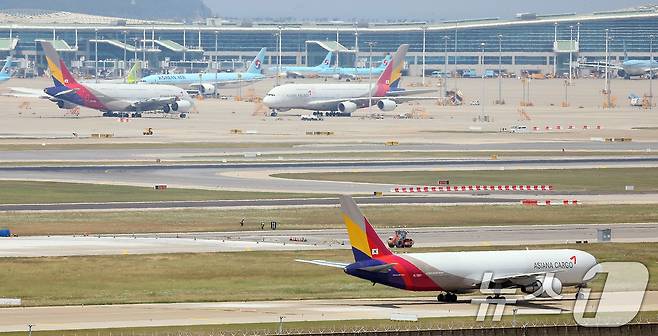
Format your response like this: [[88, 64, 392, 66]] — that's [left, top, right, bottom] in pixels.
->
[[387, 230, 414, 248]]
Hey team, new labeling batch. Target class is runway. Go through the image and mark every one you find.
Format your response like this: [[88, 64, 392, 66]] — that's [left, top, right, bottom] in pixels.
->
[[3, 223, 655, 257], [1, 156, 658, 194], [1, 292, 656, 332]]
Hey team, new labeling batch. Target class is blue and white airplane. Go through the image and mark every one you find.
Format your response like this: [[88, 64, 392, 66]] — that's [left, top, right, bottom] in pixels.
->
[[0, 57, 13, 83], [579, 42, 658, 79], [318, 55, 391, 81], [275, 51, 334, 78], [139, 48, 267, 94]]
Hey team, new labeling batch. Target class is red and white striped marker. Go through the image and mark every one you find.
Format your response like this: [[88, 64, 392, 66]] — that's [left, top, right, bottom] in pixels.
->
[[521, 199, 580, 206], [391, 185, 553, 193]]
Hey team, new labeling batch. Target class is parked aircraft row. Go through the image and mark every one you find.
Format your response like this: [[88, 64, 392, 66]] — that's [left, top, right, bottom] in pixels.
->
[[274, 51, 391, 80]]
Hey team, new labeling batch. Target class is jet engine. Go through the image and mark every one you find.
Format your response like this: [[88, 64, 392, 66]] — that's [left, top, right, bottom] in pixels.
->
[[377, 99, 397, 112], [521, 277, 563, 298], [171, 100, 193, 112], [56, 100, 77, 109], [338, 101, 358, 114], [618, 69, 627, 78]]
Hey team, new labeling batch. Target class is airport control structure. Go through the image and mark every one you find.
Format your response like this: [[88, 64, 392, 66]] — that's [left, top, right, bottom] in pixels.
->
[[2, 6, 658, 77]]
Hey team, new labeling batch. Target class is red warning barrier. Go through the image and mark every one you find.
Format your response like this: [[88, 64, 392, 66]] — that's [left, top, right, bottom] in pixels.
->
[[391, 185, 553, 193], [521, 199, 580, 206]]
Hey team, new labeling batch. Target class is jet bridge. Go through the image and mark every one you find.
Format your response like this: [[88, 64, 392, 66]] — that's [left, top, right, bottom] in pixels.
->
[[305, 40, 356, 67]]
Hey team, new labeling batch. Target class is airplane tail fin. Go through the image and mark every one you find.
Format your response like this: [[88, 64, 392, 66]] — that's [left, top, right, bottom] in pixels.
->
[[374, 44, 409, 95], [377, 54, 391, 69], [40, 41, 79, 88], [340, 195, 392, 262], [246, 47, 266, 74], [319, 51, 333, 68], [0, 56, 12, 75], [125, 61, 142, 84]]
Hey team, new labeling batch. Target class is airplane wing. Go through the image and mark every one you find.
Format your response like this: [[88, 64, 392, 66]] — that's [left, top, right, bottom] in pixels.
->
[[3, 87, 50, 99], [295, 259, 349, 269], [492, 270, 566, 284], [306, 96, 442, 110], [577, 61, 623, 70], [129, 97, 178, 111], [387, 88, 439, 96]]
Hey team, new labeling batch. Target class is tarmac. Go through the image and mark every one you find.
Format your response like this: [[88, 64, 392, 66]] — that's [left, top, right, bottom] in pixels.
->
[[1, 292, 656, 332], [2, 223, 655, 257]]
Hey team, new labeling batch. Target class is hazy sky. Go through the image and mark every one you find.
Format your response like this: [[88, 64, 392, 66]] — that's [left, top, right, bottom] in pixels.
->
[[202, 0, 651, 20]]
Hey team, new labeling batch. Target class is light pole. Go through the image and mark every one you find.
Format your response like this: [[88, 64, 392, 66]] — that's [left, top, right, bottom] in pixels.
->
[[214, 31, 219, 63], [366, 41, 377, 113], [94, 28, 98, 82], [422, 25, 427, 85], [454, 27, 458, 90], [122, 30, 127, 79], [569, 25, 574, 85], [443, 35, 449, 97], [553, 22, 558, 77], [604, 29, 612, 107], [650, 34, 654, 109], [497, 34, 503, 104], [480, 42, 485, 116], [278, 25, 282, 86]]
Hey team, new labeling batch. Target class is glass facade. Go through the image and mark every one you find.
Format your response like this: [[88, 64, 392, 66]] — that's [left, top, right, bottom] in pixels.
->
[[2, 13, 658, 67]]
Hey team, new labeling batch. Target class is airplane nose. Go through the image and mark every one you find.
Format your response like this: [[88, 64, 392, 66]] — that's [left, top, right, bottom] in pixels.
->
[[263, 95, 273, 107]]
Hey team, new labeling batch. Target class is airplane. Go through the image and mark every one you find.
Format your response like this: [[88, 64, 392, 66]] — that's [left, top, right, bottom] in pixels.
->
[[297, 195, 599, 303], [262, 44, 439, 116], [39, 41, 195, 118], [139, 48, 267, 95], [0, 56, 13, 83], [273, 51, 333, 78], [316, 54, 391, 81], [579, 42, 658, 79]]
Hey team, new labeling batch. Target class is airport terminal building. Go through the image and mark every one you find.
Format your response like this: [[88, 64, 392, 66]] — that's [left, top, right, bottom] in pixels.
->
[[2, 7, 658, 76]]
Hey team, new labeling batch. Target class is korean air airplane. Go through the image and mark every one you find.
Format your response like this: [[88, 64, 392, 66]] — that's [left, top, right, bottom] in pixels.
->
[[298, 195, 599, 303], [139, 48, 267, 95], [317, 54, 391, 80], [0, 57, 13, 83], [275, 51, 334, 78], [579, 42, 658, 79]]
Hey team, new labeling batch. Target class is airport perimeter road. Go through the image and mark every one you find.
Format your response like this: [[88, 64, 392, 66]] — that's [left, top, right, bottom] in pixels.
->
[[3, 223, 656, 257], [1, 157, 658, 193], [1, 292, 656, 332], [1, 141, 657, 162]]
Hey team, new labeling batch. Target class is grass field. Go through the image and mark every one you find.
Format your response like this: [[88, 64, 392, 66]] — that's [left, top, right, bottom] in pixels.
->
[[0, 180, 330, 204], [2, 312, 656, 336], [3, 203, 658, 236], [273, 167, 658, 193], [0, 243, 654, 307]]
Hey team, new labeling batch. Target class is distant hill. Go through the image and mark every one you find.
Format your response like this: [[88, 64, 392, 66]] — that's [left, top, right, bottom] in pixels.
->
[[0, 0, 211, 22]]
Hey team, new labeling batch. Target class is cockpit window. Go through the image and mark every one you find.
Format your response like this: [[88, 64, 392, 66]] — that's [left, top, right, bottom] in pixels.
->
[[267, 93, 275, 96]]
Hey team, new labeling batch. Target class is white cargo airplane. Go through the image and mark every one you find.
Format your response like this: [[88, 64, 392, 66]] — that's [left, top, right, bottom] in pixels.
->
[[263, 44, 436, 116], [37, 41, 195, 118], [298, 195, 599, 302]]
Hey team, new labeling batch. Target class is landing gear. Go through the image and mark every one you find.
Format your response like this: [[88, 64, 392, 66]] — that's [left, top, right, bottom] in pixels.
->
[[270, 109, 278, 117], [131, 112, 142, 118], [179, 113, 187, 118], [575, 285, 585, 299], [313, 111, 324, 117], [486, 294, 506, 301], [437, 292, 457, 303]]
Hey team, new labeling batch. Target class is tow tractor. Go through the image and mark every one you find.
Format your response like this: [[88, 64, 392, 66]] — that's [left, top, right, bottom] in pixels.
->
[[387, 230, 414, 248]]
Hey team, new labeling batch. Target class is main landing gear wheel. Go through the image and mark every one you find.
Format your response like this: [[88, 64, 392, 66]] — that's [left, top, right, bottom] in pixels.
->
[[486, 295, 506, 301], [437, 293, 457, 303]]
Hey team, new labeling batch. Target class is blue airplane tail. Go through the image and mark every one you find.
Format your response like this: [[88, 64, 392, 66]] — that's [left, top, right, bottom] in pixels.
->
[[0, 56, 12, 76], [377, 55, 391, 69], [246, 48, 267, 74], [318, 51, 333, 68]]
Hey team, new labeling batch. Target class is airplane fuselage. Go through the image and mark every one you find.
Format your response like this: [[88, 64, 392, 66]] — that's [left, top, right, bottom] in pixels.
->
[[263, 83, 377, 111], [46, 82, 192, 112], [140, 72, 264, 86], [346, 249, 597, 293]]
